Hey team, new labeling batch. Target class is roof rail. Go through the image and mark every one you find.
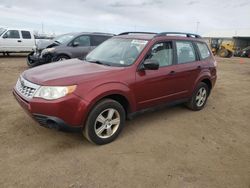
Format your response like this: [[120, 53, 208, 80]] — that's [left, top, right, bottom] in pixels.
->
[[118, 31, 157, 36], [155, 32, 201, 38]]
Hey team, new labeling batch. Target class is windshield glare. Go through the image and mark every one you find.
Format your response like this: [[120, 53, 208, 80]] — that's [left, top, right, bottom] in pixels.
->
[[54, 34, 74, 44], [86, 38, 148, 66], [0, 28, 6, 36]]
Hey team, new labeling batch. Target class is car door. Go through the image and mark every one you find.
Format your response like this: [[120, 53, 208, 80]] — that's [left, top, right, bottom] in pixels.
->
[[135, 41, 182, 110], [20, 30, 34, 51], [171, 40, 202, 96], [68, 35, 91, 59], [1, 30, 23, 52]]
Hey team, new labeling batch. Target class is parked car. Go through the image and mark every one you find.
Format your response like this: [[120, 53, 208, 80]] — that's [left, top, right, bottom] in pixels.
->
[[27, 32, 114, 67], [0, 28, 35, 54], [234, 46, 250, 58], [13, 32, 217, 145]]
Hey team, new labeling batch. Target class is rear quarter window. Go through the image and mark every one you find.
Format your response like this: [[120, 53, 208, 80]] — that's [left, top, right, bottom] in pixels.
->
[[21, 31, 31, 39], [196, 42, 211, 59]]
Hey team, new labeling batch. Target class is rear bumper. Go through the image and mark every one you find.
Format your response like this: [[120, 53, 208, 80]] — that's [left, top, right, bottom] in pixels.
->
[[13, 89, 89, 128]]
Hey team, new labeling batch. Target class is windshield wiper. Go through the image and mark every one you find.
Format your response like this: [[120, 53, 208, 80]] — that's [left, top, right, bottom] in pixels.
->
[[54, 40, 61, 44], [86, 59, 111, 66]]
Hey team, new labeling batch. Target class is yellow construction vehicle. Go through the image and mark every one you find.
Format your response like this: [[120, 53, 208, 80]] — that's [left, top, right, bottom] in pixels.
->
[[210, 38, 235, 58]]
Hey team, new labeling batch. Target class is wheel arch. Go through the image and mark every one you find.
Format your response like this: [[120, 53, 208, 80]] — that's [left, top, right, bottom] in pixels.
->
[[193, 72, 213, 96], [200, 78, 212, 96], [80, 82, 137, 126]]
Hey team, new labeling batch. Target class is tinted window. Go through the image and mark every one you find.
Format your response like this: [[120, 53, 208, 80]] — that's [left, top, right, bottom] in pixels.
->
[[21, 31, 31, 39], [176, 41, 196, 64], [91, 36, 111, 46], [73, 35, 90, 46], [3, 30, 20, 39], [196, 42, 210, 59], [146, 42, 173, 67]]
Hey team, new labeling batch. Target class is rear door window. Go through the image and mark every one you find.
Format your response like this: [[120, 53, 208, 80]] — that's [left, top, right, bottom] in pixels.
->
[[176, 41, 196, 64], [91, 36, 111, 46], [3, 30, 20, 39], [196, 42, 211, 59], [21, 31, 31, 39]]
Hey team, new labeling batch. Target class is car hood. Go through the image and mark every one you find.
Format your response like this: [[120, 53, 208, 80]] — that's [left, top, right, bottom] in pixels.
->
[[23, 59, 124, 86], [35, 39, 59, 50]]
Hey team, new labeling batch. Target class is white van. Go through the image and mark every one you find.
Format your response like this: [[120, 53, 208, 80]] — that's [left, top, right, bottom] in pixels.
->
[[0, 28, 35, 54]]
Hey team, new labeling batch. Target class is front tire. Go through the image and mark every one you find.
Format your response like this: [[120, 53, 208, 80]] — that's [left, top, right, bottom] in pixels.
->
[[186, 82, 209, 111], [83, 99, 125, 145], [54, 54, 70, 62]]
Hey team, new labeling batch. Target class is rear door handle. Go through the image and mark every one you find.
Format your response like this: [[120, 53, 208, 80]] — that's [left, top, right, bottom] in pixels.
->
[[17, 40, 22, 42]]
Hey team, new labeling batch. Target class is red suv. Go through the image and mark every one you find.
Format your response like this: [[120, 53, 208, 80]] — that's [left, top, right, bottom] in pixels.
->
[[13, 32, 217, 145]]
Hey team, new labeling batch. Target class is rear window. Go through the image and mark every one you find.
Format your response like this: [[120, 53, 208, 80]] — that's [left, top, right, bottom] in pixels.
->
[[196, 42, 211, 59], [21, 31, 31, 39]]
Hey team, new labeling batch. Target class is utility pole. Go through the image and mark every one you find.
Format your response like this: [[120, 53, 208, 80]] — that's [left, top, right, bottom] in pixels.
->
[[42, 22, 44, 34], [196, 21, 200, 33]]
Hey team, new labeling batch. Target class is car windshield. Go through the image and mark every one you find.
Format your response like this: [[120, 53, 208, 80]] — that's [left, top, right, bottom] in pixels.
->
[[85, 38, 148, 66], [0, 28, 6, 36], [53, 34, 75, 44]]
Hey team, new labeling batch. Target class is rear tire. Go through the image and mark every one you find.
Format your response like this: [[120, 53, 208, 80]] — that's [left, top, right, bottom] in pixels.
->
[[83, 99, 125, 145], [218, 49, 229, 58], [186, 82, 209, 111]]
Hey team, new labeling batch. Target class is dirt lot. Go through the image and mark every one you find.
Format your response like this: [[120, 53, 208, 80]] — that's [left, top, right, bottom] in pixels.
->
[[0, 55, 250, 188]]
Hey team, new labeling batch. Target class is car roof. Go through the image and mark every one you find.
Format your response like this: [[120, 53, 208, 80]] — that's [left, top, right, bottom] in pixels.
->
[[72, 32, 115, 37], [2, 28, 33, 32]]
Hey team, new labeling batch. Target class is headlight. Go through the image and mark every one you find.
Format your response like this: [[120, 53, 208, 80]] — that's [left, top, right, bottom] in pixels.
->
[[41, 48, 55, 56], [34, 85, 76, 100]]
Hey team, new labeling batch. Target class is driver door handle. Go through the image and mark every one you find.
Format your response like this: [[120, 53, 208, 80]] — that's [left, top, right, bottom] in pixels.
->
[[17, 40, 22, 42]]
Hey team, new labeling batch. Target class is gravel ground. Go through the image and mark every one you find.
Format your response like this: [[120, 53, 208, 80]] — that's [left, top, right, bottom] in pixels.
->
[[0, 55, 250, 188]]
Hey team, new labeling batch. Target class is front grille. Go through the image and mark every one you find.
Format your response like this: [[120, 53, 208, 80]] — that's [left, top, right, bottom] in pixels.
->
[[15, 76, 40, 99]]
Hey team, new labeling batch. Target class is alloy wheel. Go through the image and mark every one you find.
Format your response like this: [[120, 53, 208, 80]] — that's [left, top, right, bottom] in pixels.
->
[[195, 87, 207, 107], [94, 108, 120, 139]]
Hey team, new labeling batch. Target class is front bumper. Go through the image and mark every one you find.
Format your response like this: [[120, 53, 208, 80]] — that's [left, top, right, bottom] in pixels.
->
[[13, 89, 89, 129], [27, 51, 53, 67]]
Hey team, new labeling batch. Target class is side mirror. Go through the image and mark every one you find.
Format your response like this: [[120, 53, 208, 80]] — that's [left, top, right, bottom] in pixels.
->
[[72, 41, 79, 47], [2, 34, 7, 39], [143, 59, 159, 70]]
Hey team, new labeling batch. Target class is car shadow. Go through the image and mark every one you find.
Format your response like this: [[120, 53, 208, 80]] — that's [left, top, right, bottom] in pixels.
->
[[0, 53, 28, 58]]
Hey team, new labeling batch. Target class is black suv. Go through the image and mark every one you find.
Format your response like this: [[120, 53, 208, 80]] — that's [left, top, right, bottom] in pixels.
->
[[27, 32, 114, 67]]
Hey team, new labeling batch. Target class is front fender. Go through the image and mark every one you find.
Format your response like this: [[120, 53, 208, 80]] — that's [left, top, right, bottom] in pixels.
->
[[79, 82, 136, 121]]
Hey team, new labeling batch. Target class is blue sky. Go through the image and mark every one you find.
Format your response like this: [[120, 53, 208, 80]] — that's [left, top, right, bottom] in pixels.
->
[[0, 0, 250, 35]]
